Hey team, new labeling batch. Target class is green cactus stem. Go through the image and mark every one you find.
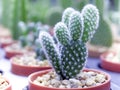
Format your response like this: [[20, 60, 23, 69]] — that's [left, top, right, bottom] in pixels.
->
[[61, 41, 87, 79], [39, 32, 63, 78], [54, 22, 70, 46], [62, 7, 75, 27], [81, 4, 99, 43], [69, 11, 83, 41]]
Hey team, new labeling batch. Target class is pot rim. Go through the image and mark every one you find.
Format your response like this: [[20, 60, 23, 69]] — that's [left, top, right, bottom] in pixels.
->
[[28, 68, 111, 90], [100, 51, 120, 65], [10, 56, 51, 68], [1, 78, 12, 90]]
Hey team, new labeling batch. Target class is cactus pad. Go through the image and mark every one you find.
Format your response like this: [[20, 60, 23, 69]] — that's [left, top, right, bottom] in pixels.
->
[[61, 41, 87, 79], [69, 11, 83, 41], [54, 22, 70, 46], [62, 7, 75, 27], [81, 4, 99, 43], [39, 32, 62, 77]]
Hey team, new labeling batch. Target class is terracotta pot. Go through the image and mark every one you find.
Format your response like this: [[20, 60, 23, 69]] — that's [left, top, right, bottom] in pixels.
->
[[0, 26, 12, 38], [0, 37, 16, 48], [100, 51, 120, 72], [5, 49, 23, 59], [88, 49, 103, 58], [10, 57, 52, 76], [87, 43, 108, 58], [0, 78, 12, 90], [28, 69, 111, 90], [4, 43, 27, 59]]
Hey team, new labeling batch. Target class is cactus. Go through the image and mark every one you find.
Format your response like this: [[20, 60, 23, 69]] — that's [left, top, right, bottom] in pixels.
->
[[90, 18, 113, 47], [39, 4, 99, 79], [11, 0, 27, 40], [90, 0, 113, 47], [62, 7, 75, 27], [46, 7, 63, 26], [81, 4, 99, 43], [1, 0, 12, 28]]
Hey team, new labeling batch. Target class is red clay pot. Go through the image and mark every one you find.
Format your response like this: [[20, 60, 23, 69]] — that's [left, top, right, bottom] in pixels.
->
[[0, 26, 12, 38], [87, 43, 108, 58], [100, 51, 120, 72], [5, 49, 23, 59], [88, 49, 103, 58], [4, 43, 36, 59], [10, 57, 52, 76], [28, 69, 111, 90], [1, 78, 12, 90], [0, 37, 16, 48]]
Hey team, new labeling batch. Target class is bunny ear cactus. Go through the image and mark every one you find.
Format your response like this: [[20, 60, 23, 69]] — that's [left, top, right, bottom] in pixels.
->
[[39, 4, 99, 80], [81, 4, 99, 43], [62, 7, 75, 27], [39, 32, 63, 78]]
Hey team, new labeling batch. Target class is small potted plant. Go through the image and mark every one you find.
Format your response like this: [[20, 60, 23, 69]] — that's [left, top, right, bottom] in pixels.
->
[[0, 26, 11, 38], [4, 22, 39, 59], [100, 50, 120, 72], [0, 37, 17, 48], [0, 26, 15, 48], [28, 4, 111, 90], [4, 42, 34, 59], [9, 22, 52, 76], [10, 53, 51, 76], [0, 74, 12, 90]]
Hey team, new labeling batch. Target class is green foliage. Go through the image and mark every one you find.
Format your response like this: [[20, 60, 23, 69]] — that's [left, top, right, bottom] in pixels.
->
[[75, 0, 89, 10], [28, 0, 50, 23], [1, 0, 13, 28], [90, 0, 113, 47], [45, 7, 63, 26], [113, 0, 120, 11], [19, 22, 50, 60], [11, 0, 21, 40], [58, 0, 72, 9], [3, 0, 27, 40], [90, 18, 113, 47], [39, 4, 99, 79], [94, 0, 104, 16]]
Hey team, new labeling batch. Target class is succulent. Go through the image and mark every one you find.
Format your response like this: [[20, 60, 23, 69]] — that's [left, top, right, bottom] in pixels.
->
[[90, 0, 113, 47], [39, 4, 99, 80], [90, 18, 113, 47], [46, 7, 63, 26], [10, 0, 27, 40], [18, 22, 50, 60]]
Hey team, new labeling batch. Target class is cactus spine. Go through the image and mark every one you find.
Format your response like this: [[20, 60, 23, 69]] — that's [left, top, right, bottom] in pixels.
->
[[39, 4, 99, 79]]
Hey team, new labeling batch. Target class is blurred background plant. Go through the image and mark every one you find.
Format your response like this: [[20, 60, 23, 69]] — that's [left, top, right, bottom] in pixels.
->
[[108, 0, 120, 42], [0, 0, 119, 50], [18, 21, 50, 60], [90, 0, 113, 47]]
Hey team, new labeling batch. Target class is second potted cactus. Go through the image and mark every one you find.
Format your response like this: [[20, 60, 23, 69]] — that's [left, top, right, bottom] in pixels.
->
[[28, 4, 111, 90]]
